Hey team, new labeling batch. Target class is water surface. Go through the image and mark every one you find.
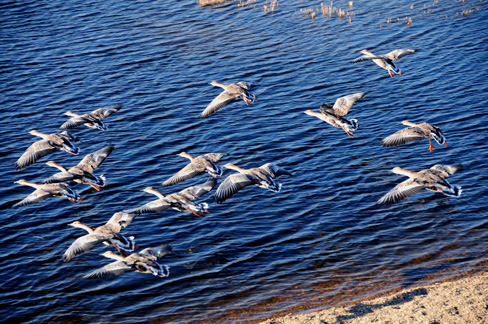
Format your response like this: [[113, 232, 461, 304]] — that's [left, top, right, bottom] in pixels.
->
[[1, 1, 488, 323]]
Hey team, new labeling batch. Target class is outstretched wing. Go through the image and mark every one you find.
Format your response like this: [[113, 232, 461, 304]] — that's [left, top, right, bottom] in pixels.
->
[[213, 173, 255, 203], [178, 177, 217, 200], [201, 91, 239, 118], [122, 199, 172, 215], [140, 244, 173, 259], [89, 105, 121, 120], [107, 211, 138, 229], [15, 140, 57, 170], [162, 162, 206, 187], [381, 127, 425, 147], [203, 152, 228, 162], [63, 234, 109, 261], [351, 54, 382, 63], [13, 189, 52, 207], [332, 92, 366, 116], [319, 103, 334, 114], [83, 260, 132, 279], [60, 116, 90, 130], [43, 171, 75, 184], [77, 143, 115, 173], [383, 49, 417, 61], [377, 179, 426, 204], [430, 164, 461, 177], [260, 163, 293, 178]]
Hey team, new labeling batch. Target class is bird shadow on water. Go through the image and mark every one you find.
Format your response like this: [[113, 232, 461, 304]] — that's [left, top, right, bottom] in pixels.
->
[[330, 287, 428, 324]]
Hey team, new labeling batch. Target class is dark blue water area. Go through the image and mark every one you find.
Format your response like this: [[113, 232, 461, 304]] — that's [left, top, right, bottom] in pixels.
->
[[1, 1, 488, 323]]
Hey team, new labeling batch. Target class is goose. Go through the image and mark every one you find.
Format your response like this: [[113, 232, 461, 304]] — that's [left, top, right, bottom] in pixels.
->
[[200, 81, 257, 118], [378, 164, 462, 204], [352, 49, 417, 77], [63, 214, 138, 262], [60, 105, 121, 130], [214, 163, 292, 203], [83, 244, 172, 279], [304, 92, 366, 137], [43, 143, 115, 190], [162, 152, 228, 186], [14, 130, 80, 170], [13, 179, 82, 207], [123, 177, 217, 217], [381, 121, 447, 152]]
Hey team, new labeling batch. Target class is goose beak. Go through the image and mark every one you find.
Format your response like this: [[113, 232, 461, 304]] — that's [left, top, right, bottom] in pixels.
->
[[89, 183, 101, 191]]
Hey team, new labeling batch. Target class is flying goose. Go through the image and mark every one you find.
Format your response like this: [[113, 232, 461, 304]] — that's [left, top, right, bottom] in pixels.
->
[[214, 163, 292, 203], [60, 105, 121, 130], [83, 244, 172, 279], [63, 214, 137, 262], [352, 49, 417, 77], [378, 164, 462, 204], [15, 130, 80, 170], [43, 143, 115, 190], [201, 81, 257, 118], [304, 92, 366, 137], [13, 179, 82, 207], [381, 121, 447, 152], [123, 177, 217, 217], [162, 152, 227, 187]]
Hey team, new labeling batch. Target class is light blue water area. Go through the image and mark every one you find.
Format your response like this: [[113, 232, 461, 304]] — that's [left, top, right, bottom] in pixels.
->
[[1, 0, 488, 323]]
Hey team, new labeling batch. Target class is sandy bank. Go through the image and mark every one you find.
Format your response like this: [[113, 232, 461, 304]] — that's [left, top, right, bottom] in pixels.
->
[[261, 272, 488, 324]]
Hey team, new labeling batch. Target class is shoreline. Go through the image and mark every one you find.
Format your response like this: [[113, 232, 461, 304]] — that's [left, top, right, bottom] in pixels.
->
[[260, 271, 488, 324]]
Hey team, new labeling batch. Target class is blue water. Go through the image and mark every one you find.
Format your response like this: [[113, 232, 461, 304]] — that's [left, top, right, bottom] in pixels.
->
[[1, 1, 488, 323]]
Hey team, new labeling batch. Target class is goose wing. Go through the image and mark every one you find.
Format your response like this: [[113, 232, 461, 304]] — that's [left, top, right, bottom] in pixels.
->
[[235, 81, 251, 90], [430, 164, 461, 177], [351, 53, 383, 63], [60, 116, 91, 130], [377, 179, 427, 204], [15, 140, 57, 170], [83, 260, 132, 278], [201, 91, 239, 118], [178, 177, 217, 200], [107, 211, 138, 229], [203, 152, 228, 162], [260, 163, 293, 177], [162, 162, 206, 187], [89, 105, 121, 120], [43, 171, 76, 184], [140, 244, 172, 259], [382, 49, 417, 61], [122, 199, 172, 215], [319, 103, 335, 114], [77, 144, 115, 173], [381, 127, 426, 147], [332, 92, 366, 116], [63, 233, 111, 261], [214, 173, 255, 203], [13, 189, 53, 207]]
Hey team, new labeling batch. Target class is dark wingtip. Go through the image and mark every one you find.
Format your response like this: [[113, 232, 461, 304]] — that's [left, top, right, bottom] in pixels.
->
[[213, 196, 225, 204]]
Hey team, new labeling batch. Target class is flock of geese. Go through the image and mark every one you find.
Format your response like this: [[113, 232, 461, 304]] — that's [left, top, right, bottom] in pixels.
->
[[12, 48, 462, 279]]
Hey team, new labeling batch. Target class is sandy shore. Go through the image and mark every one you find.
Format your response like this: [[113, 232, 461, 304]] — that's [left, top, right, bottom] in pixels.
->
[[260, 272, 488, 324]]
